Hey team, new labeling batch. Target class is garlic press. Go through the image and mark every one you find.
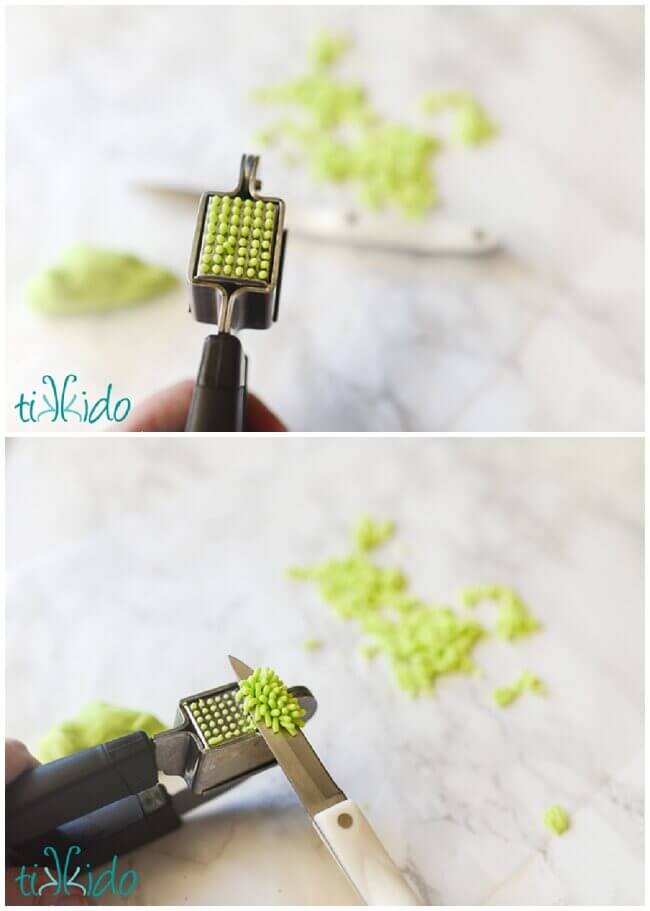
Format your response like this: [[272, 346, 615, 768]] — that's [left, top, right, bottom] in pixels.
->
[[6, 679, 315, 869], [185, 154, 287, 431]]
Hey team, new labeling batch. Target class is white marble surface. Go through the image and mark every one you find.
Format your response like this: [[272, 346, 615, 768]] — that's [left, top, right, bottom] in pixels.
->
[[5, 6, 644, 431], [6, 437, 643, 904]]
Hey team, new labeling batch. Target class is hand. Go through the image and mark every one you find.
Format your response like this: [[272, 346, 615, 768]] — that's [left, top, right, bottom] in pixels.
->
[[116, 379, 287, 432], [5, 739, 91, 906]]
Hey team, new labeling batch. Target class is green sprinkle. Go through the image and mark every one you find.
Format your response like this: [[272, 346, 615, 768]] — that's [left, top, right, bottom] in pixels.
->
[[288, 517, 540, 699], [462, 586, 540, 640], [236, 667, 306, 736], [543, 804, 570, 836], [420, 91, 497, 145], [354, 515, 396, 552], [252, 33, 495, 219], [310, 30, 351, 69], [303, 638, 323, 652], [359, 642, 381, 661], [493, 672, 545, 708]]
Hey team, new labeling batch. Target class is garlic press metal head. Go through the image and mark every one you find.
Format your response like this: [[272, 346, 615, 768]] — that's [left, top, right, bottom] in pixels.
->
[[188, 154, 287, 333]]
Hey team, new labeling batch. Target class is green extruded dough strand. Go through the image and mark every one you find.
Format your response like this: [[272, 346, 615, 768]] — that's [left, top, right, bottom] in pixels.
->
[[493, 672, 545, 708], [543, 804, 570, 835], [236, 667, 306, 735], [37, 702, 167, 762], [27, 247, 178, 315]]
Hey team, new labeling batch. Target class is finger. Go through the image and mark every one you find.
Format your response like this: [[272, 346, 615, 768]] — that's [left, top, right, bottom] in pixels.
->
[[117, 381, 287, 432], [246, 394, 287, 431], [6, 739, 39, 783], [115, 379, 195, 433]]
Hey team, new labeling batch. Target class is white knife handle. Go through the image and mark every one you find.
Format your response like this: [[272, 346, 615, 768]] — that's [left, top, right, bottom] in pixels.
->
[[313, 800, 421, 905]]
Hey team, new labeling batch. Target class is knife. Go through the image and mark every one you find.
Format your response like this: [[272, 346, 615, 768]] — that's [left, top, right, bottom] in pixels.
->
[[229, 655, 421, 906], [132, 179, 499, 257]]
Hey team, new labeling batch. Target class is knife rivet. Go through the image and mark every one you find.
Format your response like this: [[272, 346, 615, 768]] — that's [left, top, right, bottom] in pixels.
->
[[338, 813, 353, 829]]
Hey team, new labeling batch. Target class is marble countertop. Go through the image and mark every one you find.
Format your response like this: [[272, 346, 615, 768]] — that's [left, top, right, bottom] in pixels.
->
[[6, 6, 644, 431], [6, 437, 643, 904]]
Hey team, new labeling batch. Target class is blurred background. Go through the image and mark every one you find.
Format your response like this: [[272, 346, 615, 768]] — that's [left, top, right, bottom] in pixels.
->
[[6, 6, 644, 431], [6, 436, 643, 903]]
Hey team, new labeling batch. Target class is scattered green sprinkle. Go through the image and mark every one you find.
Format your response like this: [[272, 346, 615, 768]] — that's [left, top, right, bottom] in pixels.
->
[[359, 642, 381, 661], [354, 515, 396, 552], [236, 667, 306, 735], [303, 638, 323, 652], [27, 247, 178, 315], [37, 702, 166, 762], [493, 672, 545, 708], [289, 518, 541, 698], [461, 585, 541, 640], [289, 517, 484, 696], [543, 804, 570, 835], [420, 91, 497, 146], [253, 33, 495, 219], [310, 30, 352, 69]]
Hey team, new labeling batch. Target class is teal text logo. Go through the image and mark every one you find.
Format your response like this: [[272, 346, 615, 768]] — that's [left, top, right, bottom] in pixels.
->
[[15, 845, 139, 898], [14, 374, 131, 424]]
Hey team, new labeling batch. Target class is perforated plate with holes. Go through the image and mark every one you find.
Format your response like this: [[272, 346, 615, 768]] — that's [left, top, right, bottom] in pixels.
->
[[196, 195, 279, 284], [183, 689, 256, 749]]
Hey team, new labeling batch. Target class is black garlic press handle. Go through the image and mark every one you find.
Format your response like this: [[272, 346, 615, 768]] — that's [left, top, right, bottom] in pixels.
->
[[185, 334, 247, 432], [5, 732, 157, 852]]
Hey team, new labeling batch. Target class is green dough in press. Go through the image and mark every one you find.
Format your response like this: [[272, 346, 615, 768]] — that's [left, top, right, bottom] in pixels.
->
[[27, 246, 178, 315], [253, 30, 495, 218], [236, 666, 306, 735], [37, 702, 166, 762], [288, 517, 541, 698], [493, 672, 545, 708], [543, 804, 571, 835]]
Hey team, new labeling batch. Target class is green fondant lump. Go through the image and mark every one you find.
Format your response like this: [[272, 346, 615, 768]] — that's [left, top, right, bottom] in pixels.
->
[[236, 667, 306, 735], [37, 702, 166, 762], [254, 31, 495, 219], [27, 246, 178, 315], [543, 804, 571, 835]]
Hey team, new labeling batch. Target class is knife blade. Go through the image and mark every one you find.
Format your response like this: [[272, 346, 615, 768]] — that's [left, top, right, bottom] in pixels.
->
[[229, 655, 421, 905], [132, 179, 499, 256]]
